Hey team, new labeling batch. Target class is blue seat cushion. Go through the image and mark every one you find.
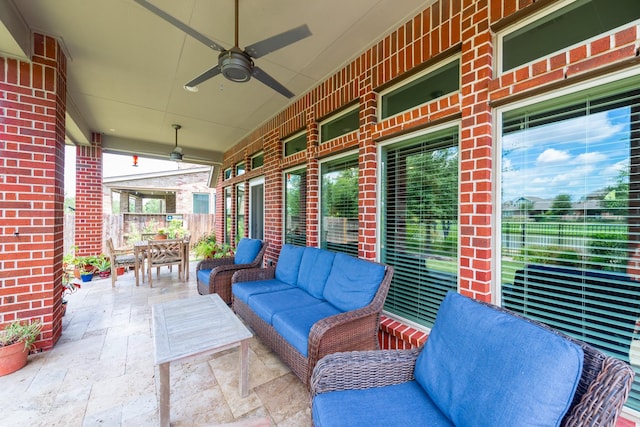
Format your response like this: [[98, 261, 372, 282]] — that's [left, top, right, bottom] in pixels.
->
[[415, 291, 583, 427], [271, 302, 341, 357], [232, 279, 294, 305], [274, 244, 305, 286], [248, 288, 325, 325], [234, 238, 262, 264], [297, 247, 336, 299], [312, 381, 453, 427], [197, 269, 211, 285], [323, 253, 386, 312]]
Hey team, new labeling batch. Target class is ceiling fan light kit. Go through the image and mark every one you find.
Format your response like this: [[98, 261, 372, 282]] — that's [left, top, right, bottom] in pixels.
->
[[135, 0, 311, 98]]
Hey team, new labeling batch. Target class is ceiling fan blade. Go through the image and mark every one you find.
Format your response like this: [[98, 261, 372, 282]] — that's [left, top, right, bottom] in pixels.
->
[[134, 0, 226, 52], [184, 65, 222, 89], [252, 66, 294, 99], [244, 24, 311, 59]]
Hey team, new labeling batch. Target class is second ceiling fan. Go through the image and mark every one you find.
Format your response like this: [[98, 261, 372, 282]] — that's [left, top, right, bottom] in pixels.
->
[[134, 0, 311, 98]]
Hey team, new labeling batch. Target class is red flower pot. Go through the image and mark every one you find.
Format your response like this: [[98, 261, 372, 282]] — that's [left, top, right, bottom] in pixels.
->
[[0, 341, 28, 376]]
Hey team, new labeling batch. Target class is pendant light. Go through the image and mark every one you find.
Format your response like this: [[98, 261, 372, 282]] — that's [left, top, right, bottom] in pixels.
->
[[169, 124, 183, 161]]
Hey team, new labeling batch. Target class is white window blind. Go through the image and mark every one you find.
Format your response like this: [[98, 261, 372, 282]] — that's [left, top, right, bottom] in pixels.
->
[[285, 169, 307, 246], [500, 85, 640, 410], [382, 127, 459, 326]]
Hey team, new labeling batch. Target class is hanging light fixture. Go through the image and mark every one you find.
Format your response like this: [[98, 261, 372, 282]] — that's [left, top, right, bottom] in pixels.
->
[[169, 124, 183, 161]]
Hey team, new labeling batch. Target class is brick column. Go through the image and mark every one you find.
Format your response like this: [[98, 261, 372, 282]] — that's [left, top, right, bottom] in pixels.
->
[[75, 133, 103, 256], [0, 33, 67, 350]]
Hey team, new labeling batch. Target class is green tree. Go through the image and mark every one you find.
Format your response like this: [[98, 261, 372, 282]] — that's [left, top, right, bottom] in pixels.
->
[[548, 194, 572, 217]]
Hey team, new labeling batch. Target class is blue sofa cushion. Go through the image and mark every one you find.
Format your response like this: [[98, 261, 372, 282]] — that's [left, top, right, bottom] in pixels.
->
[[312, 381, 453, 427], [248, 288, 326, 325], [272, 302, 342, 356], [297, 248, 336, 299], [275, 244, 305, 286], [415, 291, 583, 427], [234, 238, 262, 264], [323, 253, 386, 312], [197, 269, 211, 285], [232, 279, 294, 305]]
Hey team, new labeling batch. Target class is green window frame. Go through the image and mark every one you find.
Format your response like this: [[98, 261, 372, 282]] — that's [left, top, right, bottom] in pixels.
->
[[236, 162, 245, 176], [320, 106, 359, 143], [224, 187, 232, 243], [223, 168, 232, 180], [380, 57, 460, 120], [251, 152, 264, 169], [284, 168, 307, 246], [192, 193, 209, 214], [236, 183, 245, 240], [284, 131, 307, 157]]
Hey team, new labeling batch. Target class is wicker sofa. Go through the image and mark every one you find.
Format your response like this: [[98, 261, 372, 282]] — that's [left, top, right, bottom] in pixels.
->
[[311, 291, 635, 427], [196, 238, 267, 304], [231, 244, 394, 387]]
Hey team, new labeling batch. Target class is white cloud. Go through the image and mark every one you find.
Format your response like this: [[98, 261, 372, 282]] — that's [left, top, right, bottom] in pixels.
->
[[537, 148, 571, 164]]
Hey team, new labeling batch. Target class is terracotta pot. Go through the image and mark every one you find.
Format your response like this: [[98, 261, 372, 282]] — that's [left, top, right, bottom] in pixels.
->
[[154, 234, 167, 240], [0, 341, 28, 377], [116, 266, 126, 275]]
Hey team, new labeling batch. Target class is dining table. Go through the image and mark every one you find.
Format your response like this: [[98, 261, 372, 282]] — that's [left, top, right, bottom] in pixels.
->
[[133, 237, 190, 286]]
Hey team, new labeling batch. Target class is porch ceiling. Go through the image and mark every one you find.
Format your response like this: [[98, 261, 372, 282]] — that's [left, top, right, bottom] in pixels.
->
[[1, 0, 428, 167]]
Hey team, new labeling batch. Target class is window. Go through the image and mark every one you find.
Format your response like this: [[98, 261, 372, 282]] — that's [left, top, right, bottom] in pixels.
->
[[223, 168, 232, 180], [236, 162, 245, 176], [320, 154, 359, 256], [236, 183, 245, 240], [251, 152, 264, 169], [224, 187, 232, 243], [380, 57, 460, 120], [320, 107, 359, 143], [500, 0, 640, 73], [499, 78, 640, 410], [192, 193, 209, 214], [249, 177, 264, 240], [381, 126, 459, 327], [284, 131, 307, 157], [285, 168, 307, 246]]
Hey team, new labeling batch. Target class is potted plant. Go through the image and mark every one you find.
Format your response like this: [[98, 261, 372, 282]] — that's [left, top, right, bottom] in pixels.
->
[[78, 265, 93, 282], [154, 228, 168, 240], [193, 232, 234, 260], [0, 320, 42, 376], [91, 254, 111, 278]]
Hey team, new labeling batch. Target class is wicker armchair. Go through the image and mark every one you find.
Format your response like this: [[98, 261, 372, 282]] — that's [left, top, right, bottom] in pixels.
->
[[311, 301, 635, 427], [196, 239, 268, 304]]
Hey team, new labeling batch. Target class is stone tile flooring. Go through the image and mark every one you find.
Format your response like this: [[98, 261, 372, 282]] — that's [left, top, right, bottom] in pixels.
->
[[0, 263, 311, 426]]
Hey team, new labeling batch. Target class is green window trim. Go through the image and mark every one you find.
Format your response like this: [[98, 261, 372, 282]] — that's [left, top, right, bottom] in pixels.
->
[[320, 107, 359, 144], [284, 131, 307, 157]]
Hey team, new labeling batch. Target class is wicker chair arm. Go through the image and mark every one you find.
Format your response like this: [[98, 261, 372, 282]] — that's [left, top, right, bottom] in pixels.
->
[[310, 348, 421, 398], [196, 256, 235, 271], [232, 266, 276, 283]]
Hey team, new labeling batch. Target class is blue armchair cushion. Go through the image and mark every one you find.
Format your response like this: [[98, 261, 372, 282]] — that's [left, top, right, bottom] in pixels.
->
[[232, 279, 294, 305], [275, 244, 305, 286], [297, 247, 336, 299], [248, 287, 326, 325], [234, 238, 263, 264], [415, 292, 583, 427], [196, 269, 211, 286], [272, 302, 342, 356], [322, 253, 386, 312], [312, 381, 453, 427]]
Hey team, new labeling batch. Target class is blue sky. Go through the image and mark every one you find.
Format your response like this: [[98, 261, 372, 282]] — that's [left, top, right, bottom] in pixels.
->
[[502, 107, 631, 202]]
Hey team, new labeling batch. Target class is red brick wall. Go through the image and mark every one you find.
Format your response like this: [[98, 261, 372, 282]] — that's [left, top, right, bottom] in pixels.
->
[[75, 133, 103, 256], [0, 33, 67, 350], [216, 0, 640, 342]]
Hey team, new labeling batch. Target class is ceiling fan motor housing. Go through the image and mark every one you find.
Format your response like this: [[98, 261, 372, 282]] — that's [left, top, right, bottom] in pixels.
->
[[219, 48, 253, 82]]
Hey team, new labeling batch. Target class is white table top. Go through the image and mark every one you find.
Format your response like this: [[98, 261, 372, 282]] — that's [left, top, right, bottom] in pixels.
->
[[152, 294, 252, 365]]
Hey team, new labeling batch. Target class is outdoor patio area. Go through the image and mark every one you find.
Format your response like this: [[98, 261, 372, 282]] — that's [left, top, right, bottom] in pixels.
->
[[0, 262, 311, 426]]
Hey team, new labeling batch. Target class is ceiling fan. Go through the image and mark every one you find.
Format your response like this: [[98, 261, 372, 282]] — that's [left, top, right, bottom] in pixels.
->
[[134, 0, 312, 98]]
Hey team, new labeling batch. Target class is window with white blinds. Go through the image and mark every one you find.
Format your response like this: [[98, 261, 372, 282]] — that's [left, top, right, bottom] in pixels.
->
[[381, 127, 459, 326], [224, 187, 231, 244], [192, 193, 209, 214], [321, 154, 359, 256], [500, 81, 640, 411], [236, 184, 245, 241], [285, 169, 307, 246]]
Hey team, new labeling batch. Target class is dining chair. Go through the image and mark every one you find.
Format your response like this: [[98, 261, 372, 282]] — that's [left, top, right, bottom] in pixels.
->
[[146, 239, 185, 287], [106, 238, 137, 287]]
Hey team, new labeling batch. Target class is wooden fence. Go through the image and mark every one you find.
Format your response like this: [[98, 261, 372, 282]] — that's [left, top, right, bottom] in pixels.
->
[[64, 213, 216, 255]]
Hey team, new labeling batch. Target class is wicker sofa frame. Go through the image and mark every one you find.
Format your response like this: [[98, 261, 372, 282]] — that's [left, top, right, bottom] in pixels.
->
[[196, 241, 268, 304], [310, 301, 635, 427], [232, 262, 394, 388]]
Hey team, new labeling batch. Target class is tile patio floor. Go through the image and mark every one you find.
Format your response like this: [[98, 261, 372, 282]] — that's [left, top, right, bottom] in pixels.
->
[[0, 262, 311, 426]]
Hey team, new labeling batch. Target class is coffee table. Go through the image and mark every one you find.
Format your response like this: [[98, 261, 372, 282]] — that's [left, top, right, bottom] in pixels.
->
[[152, 294, 253, 427]]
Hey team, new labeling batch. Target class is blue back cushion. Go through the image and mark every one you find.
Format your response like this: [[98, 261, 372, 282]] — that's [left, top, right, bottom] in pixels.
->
[[297, 248, 336, 299], [275, 244, 305, 286], [415, 292, 583, 427], [234, 238, 263, 264], [322, 253, 386, 312], [197, 269, 212, 285]]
